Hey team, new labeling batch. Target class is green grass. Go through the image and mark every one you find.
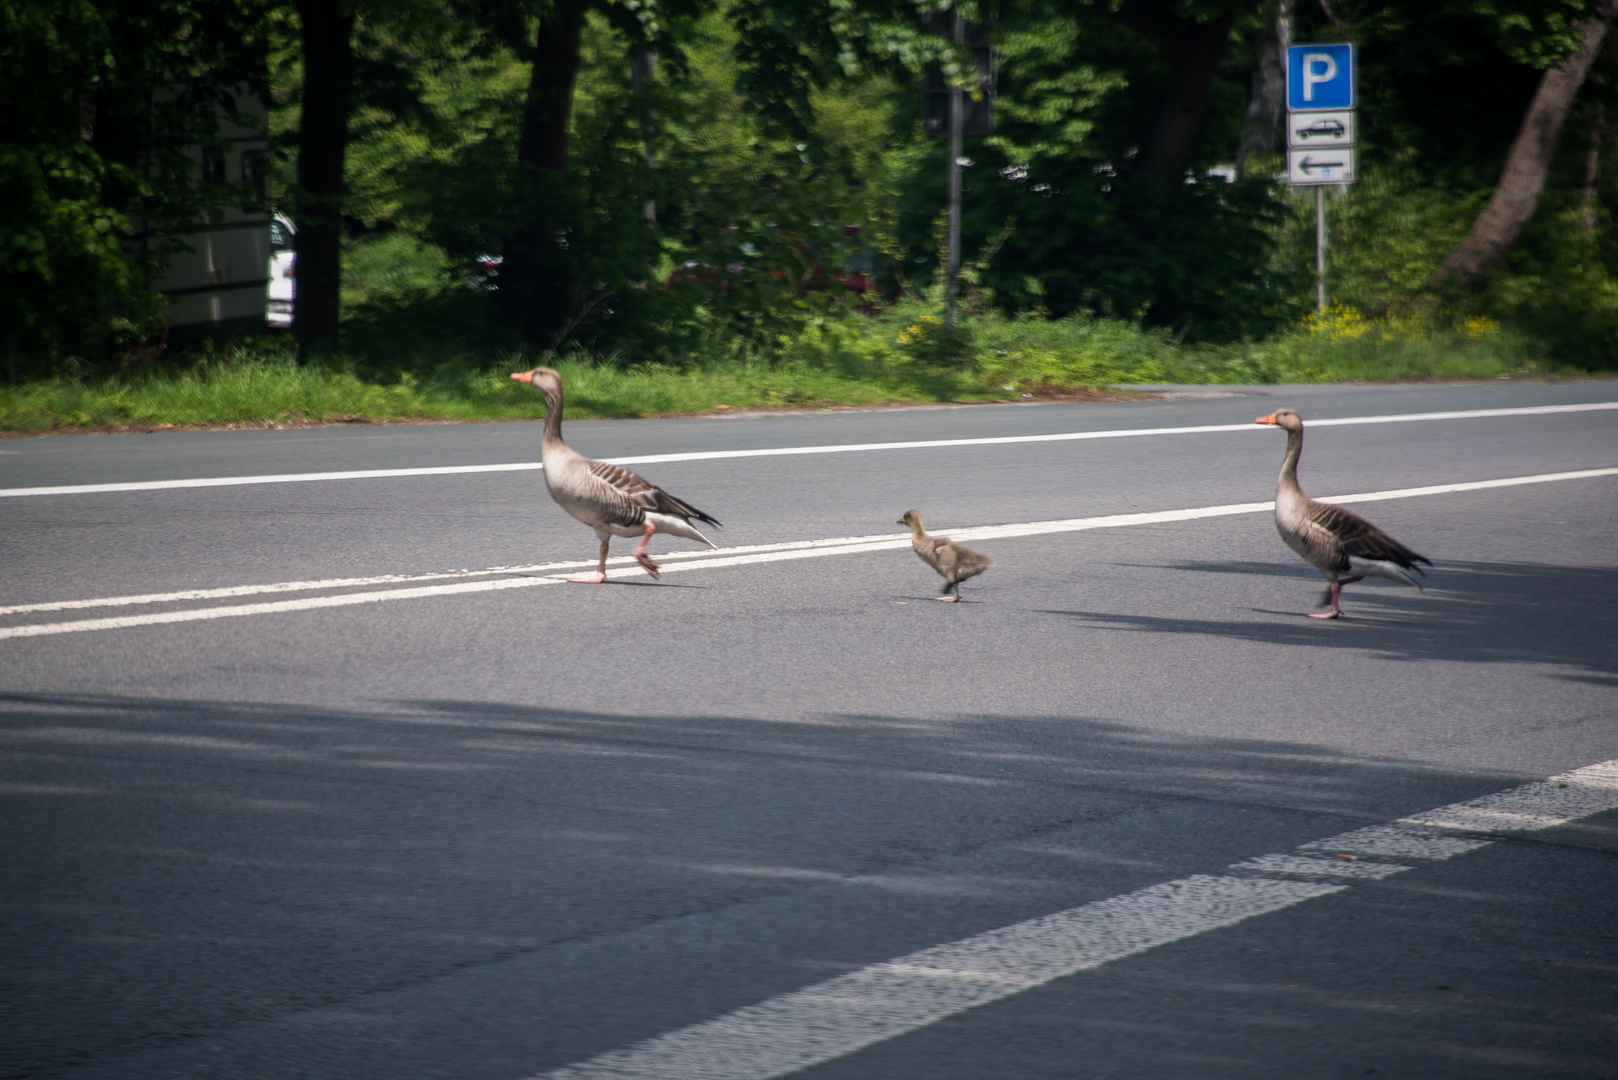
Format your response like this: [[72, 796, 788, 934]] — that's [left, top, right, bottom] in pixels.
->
[[0, 338, 962, 433], [0, 298, 1572, 435]]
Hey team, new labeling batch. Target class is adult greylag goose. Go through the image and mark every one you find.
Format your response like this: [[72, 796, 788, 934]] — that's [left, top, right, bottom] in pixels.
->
[[511, 367, 720, 582], [899, 510, 994, 602], [1256, 409, 1431, 618]]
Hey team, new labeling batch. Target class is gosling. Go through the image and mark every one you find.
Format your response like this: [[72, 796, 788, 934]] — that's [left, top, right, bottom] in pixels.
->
[[899, 510, 994, 602]]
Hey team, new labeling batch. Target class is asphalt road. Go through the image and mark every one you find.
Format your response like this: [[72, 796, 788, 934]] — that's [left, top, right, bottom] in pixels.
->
[[2, 381, 1616, 1080]]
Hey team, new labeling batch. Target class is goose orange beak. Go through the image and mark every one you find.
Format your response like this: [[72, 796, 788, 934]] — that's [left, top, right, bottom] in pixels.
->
[[1255, 413, 1277, 425], [510, 370, 534, 384]]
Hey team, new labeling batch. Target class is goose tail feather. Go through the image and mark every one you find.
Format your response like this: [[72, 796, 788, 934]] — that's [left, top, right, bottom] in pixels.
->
[[1348, 556, 1426, 591]]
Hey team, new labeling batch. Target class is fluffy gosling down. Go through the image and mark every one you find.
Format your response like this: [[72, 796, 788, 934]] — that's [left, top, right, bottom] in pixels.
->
[[899, 510, 994, 602]]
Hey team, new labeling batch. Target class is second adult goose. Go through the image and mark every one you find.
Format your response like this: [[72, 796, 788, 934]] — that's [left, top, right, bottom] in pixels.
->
[[1256, 409, 1431, 618], [512, 367, 720, 582]]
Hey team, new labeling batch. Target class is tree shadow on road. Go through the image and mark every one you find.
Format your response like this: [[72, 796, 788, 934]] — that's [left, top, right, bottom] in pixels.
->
[[0, 686, 1612, 1080], [1054, 557, 1618, 679]]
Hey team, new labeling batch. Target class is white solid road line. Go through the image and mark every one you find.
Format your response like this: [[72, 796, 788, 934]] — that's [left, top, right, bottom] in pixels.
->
[[2, 465, 1615, 642], [0, 534, 942, 617], [2, 401, 1614, 499], [0, 577, 562, 641], [8, 462, 1614, 621], [532, 759, 1618, 1080]]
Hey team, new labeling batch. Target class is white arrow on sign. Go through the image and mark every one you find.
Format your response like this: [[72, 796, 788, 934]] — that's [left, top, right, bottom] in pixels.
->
[[1288, 146, 1356, 185], [1287, 109, 1354, 148]]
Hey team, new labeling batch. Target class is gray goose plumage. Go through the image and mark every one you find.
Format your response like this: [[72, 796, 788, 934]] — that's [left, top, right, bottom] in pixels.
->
[[1257, 409, 1431, 618], [512, 367, 720, 582], [899, 510, 994, 602]]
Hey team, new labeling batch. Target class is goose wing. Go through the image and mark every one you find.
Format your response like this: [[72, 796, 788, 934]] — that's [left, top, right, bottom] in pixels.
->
[[585, 459, 722, 528], [1306, 500, 1430, 572]]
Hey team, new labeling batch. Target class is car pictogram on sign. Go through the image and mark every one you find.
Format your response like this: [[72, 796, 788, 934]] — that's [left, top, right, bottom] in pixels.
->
[[1296, 118, 1345, 139]]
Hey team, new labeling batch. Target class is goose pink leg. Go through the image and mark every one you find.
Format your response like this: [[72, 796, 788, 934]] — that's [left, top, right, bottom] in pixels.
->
[[632, 522, 661, 580], [569, 538, 610, 584], [1308, 581, 1343, 619], [1307, 576, 1363, 619]]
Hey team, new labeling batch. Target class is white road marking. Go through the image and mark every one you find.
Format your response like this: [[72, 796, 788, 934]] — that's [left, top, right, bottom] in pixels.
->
[[14, 461, 1616, 621], [543, 878, 1347, 1080], [3, 466, 1615, 641], [1227, 853, 1410, 880], [0, 535, 945, 617], [0, 576, 564, 640], [532, 759, 1618, 1080], [1297, 825, 1490, 862], [2, 401, 1613, 499]]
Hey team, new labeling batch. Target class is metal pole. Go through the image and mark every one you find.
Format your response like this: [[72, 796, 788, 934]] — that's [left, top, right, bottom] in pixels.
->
[[1315, 184, 1327, 313], [945, 14, 964, 326]]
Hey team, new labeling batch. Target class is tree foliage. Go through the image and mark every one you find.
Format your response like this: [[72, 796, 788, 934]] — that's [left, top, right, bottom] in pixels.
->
[[10, 0, 1618, 376], [1, 0, 271, 377]]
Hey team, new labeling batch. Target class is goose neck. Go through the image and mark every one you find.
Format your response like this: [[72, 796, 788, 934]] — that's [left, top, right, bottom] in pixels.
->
[[541, 385, 564, 448], [1277, 425, 1304, 495]]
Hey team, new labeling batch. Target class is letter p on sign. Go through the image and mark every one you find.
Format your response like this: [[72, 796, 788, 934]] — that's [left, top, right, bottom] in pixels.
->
[[1288, 44, 1353, 111], [1302, 54, 1336, 100]]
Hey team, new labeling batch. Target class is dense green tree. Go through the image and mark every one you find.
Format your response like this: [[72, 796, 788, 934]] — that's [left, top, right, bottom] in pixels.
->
[[0, 0, 272, 376], [281, 0, 477, 354], [490, 0, 942, 348], [876, 2, 1287, 338], [1279, 0, 1618, 341], [14, 0, 1618, 376], [1428, 0, 1617, 288]]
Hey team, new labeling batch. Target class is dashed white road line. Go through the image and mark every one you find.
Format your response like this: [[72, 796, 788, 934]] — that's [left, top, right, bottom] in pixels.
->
[[2, 466, 1615, 641], [531, 759, 1618, 1080], [2, 401, 1613, 499]]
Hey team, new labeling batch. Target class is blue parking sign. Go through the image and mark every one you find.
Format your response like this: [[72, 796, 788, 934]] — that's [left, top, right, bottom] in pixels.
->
[[1288, 44, 1354, 111]]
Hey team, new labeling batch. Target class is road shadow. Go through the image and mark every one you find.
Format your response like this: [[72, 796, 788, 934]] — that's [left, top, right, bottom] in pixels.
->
[[1046, 557, 1618, 679], [0, 689, 1611, 1079]]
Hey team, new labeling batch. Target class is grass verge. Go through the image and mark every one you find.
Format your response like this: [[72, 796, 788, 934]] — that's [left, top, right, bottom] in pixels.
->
[[0, 301, 1572, 435]]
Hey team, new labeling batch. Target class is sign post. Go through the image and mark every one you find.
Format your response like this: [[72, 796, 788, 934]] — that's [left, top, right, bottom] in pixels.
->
[[947, 15, 964, 326], [1286, 44, 1355, 313], [924, 13, 994, 326]]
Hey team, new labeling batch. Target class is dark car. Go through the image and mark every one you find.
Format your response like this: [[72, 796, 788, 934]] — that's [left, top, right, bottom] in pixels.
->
[[1296, 118, 1346, 140]]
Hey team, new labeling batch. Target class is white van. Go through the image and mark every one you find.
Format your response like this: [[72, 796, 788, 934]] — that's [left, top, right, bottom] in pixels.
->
[[131, 86, 275, 338], [267, 216, 295, 328]]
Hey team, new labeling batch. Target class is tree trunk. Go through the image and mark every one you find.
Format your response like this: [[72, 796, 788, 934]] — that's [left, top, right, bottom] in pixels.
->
[[499, 0, 589, 343], [1117, 6, 1237, 188], [1428, 1, 1618, 289], [1236, 0, 1292, 177], [1581, 98, 1605, 233], [292, 0, 355, 356]]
